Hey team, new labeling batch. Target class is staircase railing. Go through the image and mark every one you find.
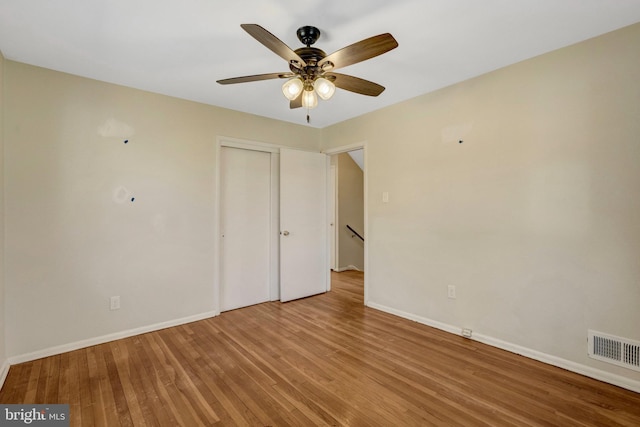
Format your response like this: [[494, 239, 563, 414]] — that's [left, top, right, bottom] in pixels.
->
[[346, 224, 364, 242]]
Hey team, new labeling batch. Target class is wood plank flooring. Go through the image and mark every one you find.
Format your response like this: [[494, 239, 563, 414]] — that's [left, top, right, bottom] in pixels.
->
[[2, 270, 640, 426]]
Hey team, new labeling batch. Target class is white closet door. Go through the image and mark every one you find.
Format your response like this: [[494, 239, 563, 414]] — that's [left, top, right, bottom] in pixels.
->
[[220, 147, 271, 311]]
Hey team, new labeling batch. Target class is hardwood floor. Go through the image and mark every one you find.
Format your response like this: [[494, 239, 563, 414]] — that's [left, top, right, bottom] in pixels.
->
[[2, 270, 640, 426]]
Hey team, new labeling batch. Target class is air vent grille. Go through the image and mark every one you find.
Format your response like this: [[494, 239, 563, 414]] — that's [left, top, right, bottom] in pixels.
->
[[588, 330, 640, 372]]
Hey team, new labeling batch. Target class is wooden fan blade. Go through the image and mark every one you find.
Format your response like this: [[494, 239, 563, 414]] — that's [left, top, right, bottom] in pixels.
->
[[326, 73, 385, 96], [319, 33, 398, 70], [290, 93, 303, 109], [241, 24, 307, 67], [217, 72, 294, 85]]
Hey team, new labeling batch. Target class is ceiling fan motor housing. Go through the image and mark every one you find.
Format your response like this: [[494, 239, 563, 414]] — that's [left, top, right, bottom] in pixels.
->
[[295, 47, 326, 62]]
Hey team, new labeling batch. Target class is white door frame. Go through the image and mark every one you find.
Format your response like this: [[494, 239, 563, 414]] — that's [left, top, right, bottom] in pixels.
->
[[323, 142, 369, 306], [214, 136, 282, 315]]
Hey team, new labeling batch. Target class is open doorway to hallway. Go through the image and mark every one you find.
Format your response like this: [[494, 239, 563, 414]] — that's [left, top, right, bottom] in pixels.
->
[[330, 149, 364, 297]]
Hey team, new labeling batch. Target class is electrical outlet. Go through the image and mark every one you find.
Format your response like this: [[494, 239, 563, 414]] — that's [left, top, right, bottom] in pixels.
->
[[110, 296, 120, 311], [447, 285, 456, 299], [462, 328, 473, 338]]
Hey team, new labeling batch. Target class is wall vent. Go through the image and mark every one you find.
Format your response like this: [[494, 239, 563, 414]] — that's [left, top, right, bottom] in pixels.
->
[[588, 330, 640, 372]]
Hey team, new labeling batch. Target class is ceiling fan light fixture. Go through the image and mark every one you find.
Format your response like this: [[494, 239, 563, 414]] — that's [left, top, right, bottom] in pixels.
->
[[282, 77, 304, 100], [314, 77, 336, 100], [302, 89, 318, 109]]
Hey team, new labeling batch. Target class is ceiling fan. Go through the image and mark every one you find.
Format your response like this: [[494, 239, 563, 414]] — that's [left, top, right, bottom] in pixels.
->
[[217, 24, 398, 122]]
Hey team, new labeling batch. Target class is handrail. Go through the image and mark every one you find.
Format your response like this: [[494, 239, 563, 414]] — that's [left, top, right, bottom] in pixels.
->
[[346, 225, 364, 242]]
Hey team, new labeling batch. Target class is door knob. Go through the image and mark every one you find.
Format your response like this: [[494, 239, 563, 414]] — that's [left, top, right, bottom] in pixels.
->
[[282, 231, 290, 236]]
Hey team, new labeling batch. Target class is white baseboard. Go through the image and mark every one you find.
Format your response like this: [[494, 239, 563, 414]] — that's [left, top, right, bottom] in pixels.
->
[[334, 265, 362, 272], [366, 301, 640, 394], [8, 311, 217, 366], [0, 359, 10, 391]]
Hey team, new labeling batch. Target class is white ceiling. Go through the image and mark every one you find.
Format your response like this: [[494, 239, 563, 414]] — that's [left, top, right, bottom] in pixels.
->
[[1, 1, 640, 128]]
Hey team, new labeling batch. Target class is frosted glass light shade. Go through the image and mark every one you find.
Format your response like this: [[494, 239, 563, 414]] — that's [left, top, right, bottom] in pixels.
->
[[282, 78, 303, 100], [314, 77, 336, 100], [302, 89, 318, 109]]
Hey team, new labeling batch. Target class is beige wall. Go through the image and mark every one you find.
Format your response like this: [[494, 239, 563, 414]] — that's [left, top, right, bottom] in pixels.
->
[[0, 49, 6, 370], [3, 61, 320, 357], [337, 153, 364, 270], [322, 23, 640, 383]]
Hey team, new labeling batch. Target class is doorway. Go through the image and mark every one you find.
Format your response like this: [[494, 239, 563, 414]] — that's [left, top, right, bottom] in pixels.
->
[[327, 144, 367, 301]]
